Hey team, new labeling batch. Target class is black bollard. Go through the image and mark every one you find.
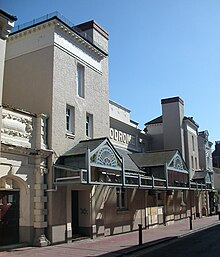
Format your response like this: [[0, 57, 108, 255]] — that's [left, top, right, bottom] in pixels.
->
[[138, 224, 142, 245], [189, 216, 193, 230], [218, 212, 220, 221]]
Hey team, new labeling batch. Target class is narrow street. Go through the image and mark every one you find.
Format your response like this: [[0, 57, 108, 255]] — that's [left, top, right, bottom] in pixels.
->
[[0, 216, 219, 257], [129, 224, 220, 257]]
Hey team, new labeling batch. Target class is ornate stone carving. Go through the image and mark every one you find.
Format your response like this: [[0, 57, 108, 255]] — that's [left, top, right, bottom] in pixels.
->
[[1, 111, 33, 139]]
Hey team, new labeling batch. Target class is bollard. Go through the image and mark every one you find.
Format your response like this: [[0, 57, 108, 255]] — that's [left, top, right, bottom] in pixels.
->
[[138, 224, 142, 245], [218, 212, 220, 221], [189, 216, 193, 230]]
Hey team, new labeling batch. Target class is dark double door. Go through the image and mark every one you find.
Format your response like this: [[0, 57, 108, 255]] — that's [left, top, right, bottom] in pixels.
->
[[72, 191, 79, 237], [0, 191, 19, 246]]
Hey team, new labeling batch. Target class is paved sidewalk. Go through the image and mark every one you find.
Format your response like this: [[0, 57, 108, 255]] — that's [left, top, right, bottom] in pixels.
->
[[1, 215, 219, 257]]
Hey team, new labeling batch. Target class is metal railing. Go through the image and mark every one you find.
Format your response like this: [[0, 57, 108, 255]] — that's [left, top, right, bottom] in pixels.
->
[[11, 11, 107, 54], [12, 11, 73, 33]]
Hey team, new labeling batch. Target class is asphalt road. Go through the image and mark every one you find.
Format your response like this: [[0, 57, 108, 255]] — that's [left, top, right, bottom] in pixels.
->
[[128, 224, 220, 257]]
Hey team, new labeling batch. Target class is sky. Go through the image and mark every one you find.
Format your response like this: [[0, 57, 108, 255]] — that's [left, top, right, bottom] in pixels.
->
[[1, 0, 220, 145]]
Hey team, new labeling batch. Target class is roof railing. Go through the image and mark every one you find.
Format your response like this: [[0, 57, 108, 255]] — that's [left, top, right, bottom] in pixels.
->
[[11, 11, 107, 54]]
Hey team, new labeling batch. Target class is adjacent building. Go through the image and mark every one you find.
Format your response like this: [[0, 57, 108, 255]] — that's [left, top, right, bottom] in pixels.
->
[[0, 10, 17, 142], [213, 141, 220, 169], [213, 141, 220, 196], [144, 97, 215, 217]]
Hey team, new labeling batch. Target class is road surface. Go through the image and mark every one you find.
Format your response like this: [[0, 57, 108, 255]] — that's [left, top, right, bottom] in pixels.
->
[[128, 224, 220, 257]]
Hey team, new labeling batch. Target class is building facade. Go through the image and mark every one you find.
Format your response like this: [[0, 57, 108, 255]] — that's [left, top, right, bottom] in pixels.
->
[[144, 97, 214, 217], [1, 11, 216, 247], [2, 12, 110, 245], [213, 141, 220, 198], [109, 100, 192, 228], [0, 10, 17, 143], [0, 106, 51, 246], [213, 141, 220, 169]]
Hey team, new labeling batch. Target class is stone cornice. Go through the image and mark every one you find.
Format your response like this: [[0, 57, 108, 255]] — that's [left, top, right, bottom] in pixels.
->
[[1, 143, 53, 158], [0, 10, 16, 39], [0, 10, 17, 22], [9, 18, 107, 59], [2, 104, 37, 117]]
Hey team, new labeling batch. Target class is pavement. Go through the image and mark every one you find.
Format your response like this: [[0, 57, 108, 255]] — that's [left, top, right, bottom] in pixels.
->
[[0, 215, 220, 257]]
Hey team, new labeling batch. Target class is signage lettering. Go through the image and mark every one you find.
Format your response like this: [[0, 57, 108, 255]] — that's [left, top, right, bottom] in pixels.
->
[[110, 128, 136, 146]]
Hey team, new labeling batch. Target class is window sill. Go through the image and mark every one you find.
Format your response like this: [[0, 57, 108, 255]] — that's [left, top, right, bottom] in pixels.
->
[[66, 132, 75, 140], [77, 95, 85, 100], [116, 208, 129, 214]]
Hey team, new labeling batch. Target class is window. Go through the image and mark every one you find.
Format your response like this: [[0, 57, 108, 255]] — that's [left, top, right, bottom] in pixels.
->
[[66, 105, 74, 134], [86, 113, 93, 138], [192, 135, 195, 151], [195, 157, 198, 170], [116, 187, 127, 210], [77, 63, 85, 98], [191, 156, 194, 170]]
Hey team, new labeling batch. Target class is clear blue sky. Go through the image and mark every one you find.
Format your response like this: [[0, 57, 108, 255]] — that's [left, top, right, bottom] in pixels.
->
[[1, 0, 220, 145]]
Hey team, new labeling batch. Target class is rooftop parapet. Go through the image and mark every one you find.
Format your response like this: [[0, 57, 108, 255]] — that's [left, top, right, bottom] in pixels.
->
[[11, 11, 108, 55]]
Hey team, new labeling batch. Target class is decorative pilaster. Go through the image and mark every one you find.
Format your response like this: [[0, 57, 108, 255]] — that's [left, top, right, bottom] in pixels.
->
[[33, 157, 50, 246], [35, 114, 48, 149]]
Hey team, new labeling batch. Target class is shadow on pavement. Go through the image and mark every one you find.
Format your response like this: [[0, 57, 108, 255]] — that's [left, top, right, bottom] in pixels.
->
[[86, 236, 177, 257], [87, 224, 220, 257]]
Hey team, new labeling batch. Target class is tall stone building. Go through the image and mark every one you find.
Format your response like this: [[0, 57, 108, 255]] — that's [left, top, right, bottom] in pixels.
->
[[2, 11, 109, 245]]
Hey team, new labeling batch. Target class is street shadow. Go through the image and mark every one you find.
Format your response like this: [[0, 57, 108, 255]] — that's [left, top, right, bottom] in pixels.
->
[[89, 224, 220, 257], [85, 236, 177, 257]]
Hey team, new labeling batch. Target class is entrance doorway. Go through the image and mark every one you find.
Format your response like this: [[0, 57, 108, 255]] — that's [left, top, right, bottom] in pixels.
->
[[71, 191, 79, 237], [0, 191, 19, 246]]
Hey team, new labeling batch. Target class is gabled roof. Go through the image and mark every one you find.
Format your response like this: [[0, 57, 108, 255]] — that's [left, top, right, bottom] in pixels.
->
[[116, 147, 140, 173], [145, 115, 199, 128], [62, 138, 142, 173], [145, 116, 162, 126], [192, 170, 208, 180], [130, 149, 178, 168], [63, 137, 111, 156]]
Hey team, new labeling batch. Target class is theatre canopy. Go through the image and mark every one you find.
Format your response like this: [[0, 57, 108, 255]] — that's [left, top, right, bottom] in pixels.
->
[[53, 137, 144, 187], [53, 139, 193, 190]]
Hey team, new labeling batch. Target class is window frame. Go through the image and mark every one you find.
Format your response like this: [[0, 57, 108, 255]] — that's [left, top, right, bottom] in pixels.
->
[[77, 63, 85, 98], [191, 155, 194, 170], [66, 105, 75, 135], [192, 135, 195, 152], [86, 113, 93, 138], [116, 187, 127, 211]]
